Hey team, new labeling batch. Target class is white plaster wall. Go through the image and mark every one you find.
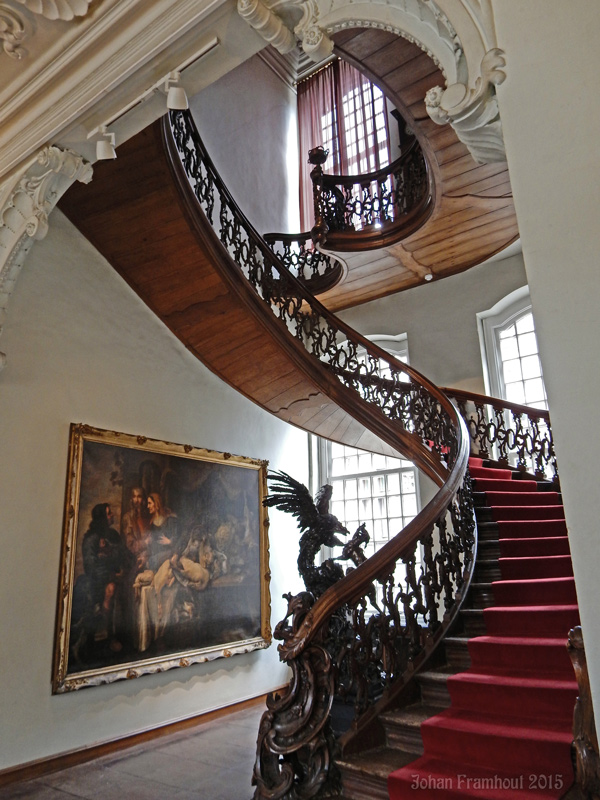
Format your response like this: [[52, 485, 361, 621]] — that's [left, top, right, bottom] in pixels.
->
[[0, 211, 307, 770], [190, 54, 300, 235], [337, 253, 527, 391], [492, 1, 600, 716]]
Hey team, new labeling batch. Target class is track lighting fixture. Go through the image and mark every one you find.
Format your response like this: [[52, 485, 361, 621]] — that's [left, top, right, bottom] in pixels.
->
[[96, 126, 116, 160], [166, 71, 188, 110]]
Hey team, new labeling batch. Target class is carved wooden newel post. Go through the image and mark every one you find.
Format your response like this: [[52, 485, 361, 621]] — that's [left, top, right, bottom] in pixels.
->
[[568, 626, 600, 799], [308, 146, 329, 247]]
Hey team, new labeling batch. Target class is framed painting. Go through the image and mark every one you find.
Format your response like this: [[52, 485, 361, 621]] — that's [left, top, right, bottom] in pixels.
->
[[52, 424, 271, 693]]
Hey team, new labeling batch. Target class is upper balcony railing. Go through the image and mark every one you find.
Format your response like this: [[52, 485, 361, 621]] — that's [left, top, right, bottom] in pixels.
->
[[309, 137, 434, 252], [262, 230, 344, 295]]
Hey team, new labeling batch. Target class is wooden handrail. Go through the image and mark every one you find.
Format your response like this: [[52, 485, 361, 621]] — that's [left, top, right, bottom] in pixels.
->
[[441, 387, 550, 422], [320, 137, 421, 189], [164, 110, 460, 484], [163, 109, 474, 799], [278, 413, 471, 661]]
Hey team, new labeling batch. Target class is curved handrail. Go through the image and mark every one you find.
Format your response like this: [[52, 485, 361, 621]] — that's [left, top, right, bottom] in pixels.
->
[[262, 230, 344, 295], [163, 109, 474, 799], [310, 137, 434, 251], [165, 109, 460, 484], [322, 137, 422, 189], [442, 387, 557, 483]]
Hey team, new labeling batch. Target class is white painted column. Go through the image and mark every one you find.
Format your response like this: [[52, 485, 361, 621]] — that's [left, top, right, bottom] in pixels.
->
[[492, 0, 600, 719]]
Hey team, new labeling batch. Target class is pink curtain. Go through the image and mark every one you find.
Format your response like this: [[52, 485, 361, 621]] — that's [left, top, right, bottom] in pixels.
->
[[298, 60, 390, 230]]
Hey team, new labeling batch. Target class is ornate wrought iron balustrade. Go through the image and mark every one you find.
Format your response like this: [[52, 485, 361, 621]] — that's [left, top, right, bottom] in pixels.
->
[[253, 461, 475, 798], [309, 139, 433, 250], [167, 109, 457, 482], [165, 109, 474, 799], [263, 231, 344, 295], [442, 387, 558, 484]]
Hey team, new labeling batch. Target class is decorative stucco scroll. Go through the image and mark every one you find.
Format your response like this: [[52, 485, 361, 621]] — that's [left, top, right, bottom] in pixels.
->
[[237, 0, 334, 62], [0, 0, 94, 64], [237, 0, 297, 55], [13, 0, 93, 21], [0, 146, 92, 370], [425, 48, 507, 163], [237, 0, 508, 162], [0, 4, 26, 58]]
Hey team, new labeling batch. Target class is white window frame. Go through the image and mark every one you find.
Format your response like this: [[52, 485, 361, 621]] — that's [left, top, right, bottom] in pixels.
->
[[477, 285, 546, 405]]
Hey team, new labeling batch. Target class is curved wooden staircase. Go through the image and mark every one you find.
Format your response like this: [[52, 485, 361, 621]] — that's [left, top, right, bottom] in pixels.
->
[[59, 110, 578, 800], [59, 113, 456, 478]]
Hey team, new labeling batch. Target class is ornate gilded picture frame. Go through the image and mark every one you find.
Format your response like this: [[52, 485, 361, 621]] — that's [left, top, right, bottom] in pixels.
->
[[52, 424, 271, 693]]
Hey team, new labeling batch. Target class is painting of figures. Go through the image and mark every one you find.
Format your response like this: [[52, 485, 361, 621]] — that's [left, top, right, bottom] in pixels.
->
[[52, 424, 270, 692]]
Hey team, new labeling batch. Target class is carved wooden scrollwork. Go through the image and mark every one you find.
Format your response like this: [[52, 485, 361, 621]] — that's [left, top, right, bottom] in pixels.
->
[[568, 626, 600, 800], [254, 592, 340, 799], [263, 232, 344, 296], [168, 109, 457, 483]]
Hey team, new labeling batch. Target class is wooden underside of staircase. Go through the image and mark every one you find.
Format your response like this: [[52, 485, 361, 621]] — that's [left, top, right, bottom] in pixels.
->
[[59, 121, 401, 458]]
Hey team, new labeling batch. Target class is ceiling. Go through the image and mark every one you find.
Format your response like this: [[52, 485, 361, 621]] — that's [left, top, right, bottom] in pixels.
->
[[1, 1, 520, 319]]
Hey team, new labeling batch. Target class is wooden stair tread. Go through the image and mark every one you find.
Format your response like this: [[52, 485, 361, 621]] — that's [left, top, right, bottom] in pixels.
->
[[381, 703, 445, 727], [338, 745, 416, 777]]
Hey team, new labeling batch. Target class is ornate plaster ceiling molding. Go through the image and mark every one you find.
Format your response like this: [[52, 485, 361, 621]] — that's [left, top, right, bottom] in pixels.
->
[[0, 0, 94, 63], [238, 0, 297, 54], [425, 47, 506, 163], [0, 0, 260, 183], [0, 146, 92, 370], [0, 4, 27, 58], [237, 0, 507, 161], [14, 0, 93, 21]]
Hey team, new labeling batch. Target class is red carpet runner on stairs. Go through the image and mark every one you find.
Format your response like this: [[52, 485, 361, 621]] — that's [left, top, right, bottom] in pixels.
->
[[388, 457, 579, 799]]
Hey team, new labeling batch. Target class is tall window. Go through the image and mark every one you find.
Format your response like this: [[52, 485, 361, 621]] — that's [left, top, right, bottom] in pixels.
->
[[478, 286, 548, 409], [316, 334, 420, 559], [297, 60, 391, 230], [497, 310, 547, 409], [328, 446, 419, 560]]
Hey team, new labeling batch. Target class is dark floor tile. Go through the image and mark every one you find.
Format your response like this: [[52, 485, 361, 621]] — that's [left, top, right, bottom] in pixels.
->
[[0, 782, 82, 800], [3, 703, 266, 800], [41, 765, 198, 800]]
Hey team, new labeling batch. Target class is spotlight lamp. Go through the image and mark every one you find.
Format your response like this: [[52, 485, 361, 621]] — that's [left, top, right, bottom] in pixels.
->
[[96, 126, 116, 160], [166, 71, 189, 110], [424, 271, 434, 282]]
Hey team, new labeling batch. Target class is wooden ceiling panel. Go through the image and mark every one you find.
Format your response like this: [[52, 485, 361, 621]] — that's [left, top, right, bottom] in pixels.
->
[[439, 155, 506, 181], [332, 27, 399, 61], [326, 27, 518, 309], [361, 40, 422, 78]]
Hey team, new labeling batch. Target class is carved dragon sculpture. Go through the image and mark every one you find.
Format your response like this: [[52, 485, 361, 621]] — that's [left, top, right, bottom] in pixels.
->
[[264, 471, 370, 600]]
